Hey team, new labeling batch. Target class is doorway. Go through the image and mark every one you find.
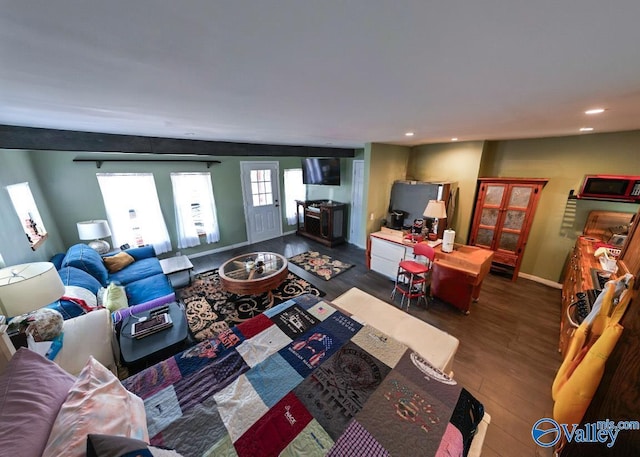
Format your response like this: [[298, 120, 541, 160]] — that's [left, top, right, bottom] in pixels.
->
[[240, 161, 283, 244]]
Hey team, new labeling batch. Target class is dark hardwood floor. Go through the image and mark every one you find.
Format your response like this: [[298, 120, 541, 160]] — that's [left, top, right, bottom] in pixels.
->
[[189, 234, 562, 457]]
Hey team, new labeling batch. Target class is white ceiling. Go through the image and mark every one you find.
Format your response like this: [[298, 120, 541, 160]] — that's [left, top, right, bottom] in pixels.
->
[[2, 1, 640, 148]]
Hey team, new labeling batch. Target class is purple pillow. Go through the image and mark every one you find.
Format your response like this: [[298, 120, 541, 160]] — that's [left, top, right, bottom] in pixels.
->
[[0, 348, 75, 457]]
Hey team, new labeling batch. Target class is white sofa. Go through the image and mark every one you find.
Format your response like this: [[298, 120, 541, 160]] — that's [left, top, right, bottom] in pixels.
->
[[332, 287, 490, 457], [0, 308, 116, 376]]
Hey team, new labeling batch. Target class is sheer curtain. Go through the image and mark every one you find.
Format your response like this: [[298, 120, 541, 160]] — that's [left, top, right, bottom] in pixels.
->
[[284, 168, 305, 225], [170, 172, 220, 249], [96, 173, 172, 254]]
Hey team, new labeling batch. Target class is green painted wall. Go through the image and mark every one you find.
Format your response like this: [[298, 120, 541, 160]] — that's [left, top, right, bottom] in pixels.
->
[[478, 132, 640, 282], [408, 141, 485, 244], [364, 143, 411, 236], [0, 150, 64, 265], [26, 151, 310, 258]]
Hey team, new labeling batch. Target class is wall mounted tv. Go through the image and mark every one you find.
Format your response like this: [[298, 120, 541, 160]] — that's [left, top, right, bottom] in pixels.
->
[[301, 158, 341, 185]]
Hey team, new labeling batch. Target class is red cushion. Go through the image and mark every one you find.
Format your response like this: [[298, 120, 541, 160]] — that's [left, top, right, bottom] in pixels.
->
[[399, 260, 429, 274]]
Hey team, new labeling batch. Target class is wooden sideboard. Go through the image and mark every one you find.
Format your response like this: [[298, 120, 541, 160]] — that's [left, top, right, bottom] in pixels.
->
[[295, 200, 347, 247], [368, 230, 494, 313]]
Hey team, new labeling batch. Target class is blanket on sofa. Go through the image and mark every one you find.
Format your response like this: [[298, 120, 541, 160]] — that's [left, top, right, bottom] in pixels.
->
[[123, 294, 483, 456]]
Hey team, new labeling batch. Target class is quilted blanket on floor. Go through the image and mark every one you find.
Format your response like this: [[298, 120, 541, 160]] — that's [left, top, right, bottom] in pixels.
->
[[123, 294, 484, 457]]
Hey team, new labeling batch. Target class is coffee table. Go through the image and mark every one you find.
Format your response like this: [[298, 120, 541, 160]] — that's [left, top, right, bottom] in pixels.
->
[[219, 252, 288, 295], [119, 301, 189, 371]]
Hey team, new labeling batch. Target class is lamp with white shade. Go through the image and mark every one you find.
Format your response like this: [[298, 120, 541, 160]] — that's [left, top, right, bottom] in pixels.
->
[[77, 220, 112, 254], [423, 200, 447, 241], [0, 262, 65, 369]]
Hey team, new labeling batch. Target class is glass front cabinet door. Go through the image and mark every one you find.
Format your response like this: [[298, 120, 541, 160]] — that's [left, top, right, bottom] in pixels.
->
[[469, 178, 547, 280]]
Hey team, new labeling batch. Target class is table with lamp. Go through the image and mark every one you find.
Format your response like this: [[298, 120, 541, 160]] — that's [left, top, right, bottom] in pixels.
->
[[0, 262, 117, 375], [77, 219, 112, 254]]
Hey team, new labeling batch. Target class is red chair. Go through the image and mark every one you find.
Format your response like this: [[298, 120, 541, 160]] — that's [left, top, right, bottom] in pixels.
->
[[391, 243, 435, 310]]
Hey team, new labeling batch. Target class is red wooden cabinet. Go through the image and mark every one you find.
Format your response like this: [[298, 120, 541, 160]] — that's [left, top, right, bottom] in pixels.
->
[[469, 178, 547, 280]]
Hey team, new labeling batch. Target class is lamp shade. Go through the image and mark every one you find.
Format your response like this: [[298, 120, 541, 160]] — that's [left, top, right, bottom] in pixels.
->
[[423, 200, 447, 219], [77, 220, 111, 240], [0, 262, 65, 316]]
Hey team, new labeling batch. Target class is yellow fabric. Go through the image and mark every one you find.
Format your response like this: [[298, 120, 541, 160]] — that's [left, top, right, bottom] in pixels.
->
[[553, 323, 623, 425], [103, 252, 135, 273], [552, 275, 634, 431]]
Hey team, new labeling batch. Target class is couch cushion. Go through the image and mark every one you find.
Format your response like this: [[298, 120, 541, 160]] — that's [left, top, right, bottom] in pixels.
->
[[62, 244, 109, 285], [108, 256, 163, 285], [58, 266, 103, 294], [50, 252, 66, 270], [42, 357, 148, 457], [124, 245, 156, 261], [125, 273, 174, 306], [54, 308, 116, 376], [0, 348, 76, 457]]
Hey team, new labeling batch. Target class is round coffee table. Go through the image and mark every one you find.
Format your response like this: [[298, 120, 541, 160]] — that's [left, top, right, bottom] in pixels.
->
[[219, 252, 288, 295]]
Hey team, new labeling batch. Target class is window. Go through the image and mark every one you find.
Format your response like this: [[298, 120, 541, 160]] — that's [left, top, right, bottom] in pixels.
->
[[250, 169, 273, 207], [96, 173, 171, 254], [6, 182, 48, 250], [284, 169, 305, 225], [170, 172, 221, 249]]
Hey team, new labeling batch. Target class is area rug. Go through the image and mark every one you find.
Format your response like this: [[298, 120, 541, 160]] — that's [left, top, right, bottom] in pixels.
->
[[287, 251, 354, 280], [177, 269, 324, 341]]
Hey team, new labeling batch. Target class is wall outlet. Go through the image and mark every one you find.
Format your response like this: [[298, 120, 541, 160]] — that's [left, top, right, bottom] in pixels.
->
[[369, 213, 374, 221]]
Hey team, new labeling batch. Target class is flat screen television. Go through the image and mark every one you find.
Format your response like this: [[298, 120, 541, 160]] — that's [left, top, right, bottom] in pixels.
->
[[301, 158, 341, 185]]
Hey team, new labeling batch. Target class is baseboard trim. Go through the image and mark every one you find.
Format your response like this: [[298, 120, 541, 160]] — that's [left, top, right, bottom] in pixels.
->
[[518, 272, 562, 289], [187, 241, 250, 259]]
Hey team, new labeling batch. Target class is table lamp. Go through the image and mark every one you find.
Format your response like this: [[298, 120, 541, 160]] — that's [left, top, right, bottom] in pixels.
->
[[423, 200, 447, 241], [0, 262, 65, 369], [77, 220, 112, 254]]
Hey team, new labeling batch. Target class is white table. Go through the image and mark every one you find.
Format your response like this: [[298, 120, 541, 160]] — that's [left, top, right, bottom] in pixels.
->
[[160, 255, 194, 288]]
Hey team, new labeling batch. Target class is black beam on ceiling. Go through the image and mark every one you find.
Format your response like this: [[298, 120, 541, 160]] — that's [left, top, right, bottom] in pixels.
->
[[0, 124, 356, 157]]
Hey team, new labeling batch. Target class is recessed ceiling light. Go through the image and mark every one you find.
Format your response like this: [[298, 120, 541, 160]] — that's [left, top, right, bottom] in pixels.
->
[[451, 137, 458, 142], [405, 132, 414, 137], [580, 127, 594, 132], [585, 108, 605, 115]]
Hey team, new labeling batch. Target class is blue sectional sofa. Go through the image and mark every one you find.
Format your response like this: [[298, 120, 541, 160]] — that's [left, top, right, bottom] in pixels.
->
[[49, 244, 174, 319]]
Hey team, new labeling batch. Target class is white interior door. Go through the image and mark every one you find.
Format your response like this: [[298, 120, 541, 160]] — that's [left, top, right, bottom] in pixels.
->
[[240, 161, 283, 244], [350, 160, 365, 247]]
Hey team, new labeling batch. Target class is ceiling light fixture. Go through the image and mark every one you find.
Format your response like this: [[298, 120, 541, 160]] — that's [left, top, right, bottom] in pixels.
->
[[405, 132, 414, 137], [585, 108, 605, 115], [580, 127, 594, 132], [451, 137, 458, 142]]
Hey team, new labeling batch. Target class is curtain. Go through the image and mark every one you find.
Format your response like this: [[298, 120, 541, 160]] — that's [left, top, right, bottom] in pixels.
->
[[96, 173, 172, 254], [284, 168, 305, 225], [170, 172, 220, 248]]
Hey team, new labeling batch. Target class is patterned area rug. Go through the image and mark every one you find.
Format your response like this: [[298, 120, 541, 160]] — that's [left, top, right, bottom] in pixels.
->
[[177, 269, 324, 341], [287, 251, 354, 280]]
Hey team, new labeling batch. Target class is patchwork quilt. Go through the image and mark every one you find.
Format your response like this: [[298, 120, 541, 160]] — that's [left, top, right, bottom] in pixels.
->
[[123, 295, 484, 457]]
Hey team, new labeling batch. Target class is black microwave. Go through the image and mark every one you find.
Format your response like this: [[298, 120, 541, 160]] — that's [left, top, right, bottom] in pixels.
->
[[579, 175, 640, 202]]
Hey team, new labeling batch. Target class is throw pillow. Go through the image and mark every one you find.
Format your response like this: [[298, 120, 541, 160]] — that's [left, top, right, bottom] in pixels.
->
[[103, 282, 128, 312], [61, 284, 99, 312], [87, 434, 184, 457], [0, 348, 76, 457], [42, 356, 149, 457], [104, 252, 135, 273]]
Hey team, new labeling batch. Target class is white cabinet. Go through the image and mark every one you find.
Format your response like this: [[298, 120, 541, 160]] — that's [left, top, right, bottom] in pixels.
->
[[370, 235, 413, 280]]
